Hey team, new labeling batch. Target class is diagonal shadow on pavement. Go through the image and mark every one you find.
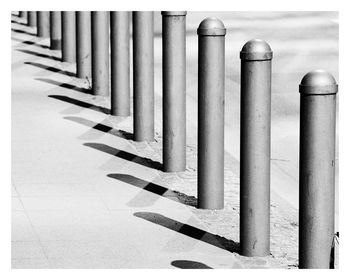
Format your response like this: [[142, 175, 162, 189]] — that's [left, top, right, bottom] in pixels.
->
[[48, 94, 109, 114], [12, 36, 50, 49], [107, 173, 197, 207], [85, 143, 162, 170], [11, 28, 36, 36], [171, 260, 212, 269], [26, 61, 76, 77], [64, 116, 133, 140], [37, 76, 85, 93], [40, 79, 91, 95], [11, 20, 28, 26], [16, 49, 61, 61], [134, 212, 239, 253]]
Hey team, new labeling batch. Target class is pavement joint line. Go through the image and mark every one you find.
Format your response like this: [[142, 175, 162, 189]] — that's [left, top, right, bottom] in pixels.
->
[[17, 198, 51, 262]]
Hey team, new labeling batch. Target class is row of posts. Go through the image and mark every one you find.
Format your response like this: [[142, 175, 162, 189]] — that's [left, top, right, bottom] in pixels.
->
[[17, 11, 338, 268]]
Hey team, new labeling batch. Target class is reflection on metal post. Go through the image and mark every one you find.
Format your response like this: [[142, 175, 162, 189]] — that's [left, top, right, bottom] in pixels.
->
[[37, 12, 50, 38], [132, 11, 154, 141], [76, 11, 92, 79], [240, 39, 273, 257], [162, 11, 187, 172], [91, 11, 109, 96], [299, 70, 338, 269], [111, 11, 130, 116], [197, 18, 226, 210], [28, 12, 37, 27], [62, 11, 76, 63], [19, 11, 27, 19], [50, 11, 61, 50]]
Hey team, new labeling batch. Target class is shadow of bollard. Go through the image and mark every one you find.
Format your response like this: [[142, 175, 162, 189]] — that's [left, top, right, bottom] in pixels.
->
[[16, 49, 61, 61], [85, 143, 162, 170], [48, 94, 109, 114], [107, 173, 197, 207], [25, 62, 75, 77], [11, 27, 36, 36], [134, 212, 239, 253], [64, 116, 133, 140], [11, 37, 50, 49], [39, 79, 91, 95], [11, 20, 29, 26], [171, 260, 212, 269]]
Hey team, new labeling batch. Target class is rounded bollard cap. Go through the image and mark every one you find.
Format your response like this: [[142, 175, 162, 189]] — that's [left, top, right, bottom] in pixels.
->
[[299, 70, 338, 95], [161, 11, 187, 16], [197, 17, 226, 36], [240, 39, 273, 61]]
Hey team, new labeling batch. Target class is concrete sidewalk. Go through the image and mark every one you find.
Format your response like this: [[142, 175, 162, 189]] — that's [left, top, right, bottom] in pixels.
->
[[12, 14, 300, 269]]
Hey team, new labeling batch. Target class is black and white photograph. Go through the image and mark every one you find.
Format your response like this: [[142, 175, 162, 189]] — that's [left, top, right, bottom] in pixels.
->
[[3, 0, 348, 275]]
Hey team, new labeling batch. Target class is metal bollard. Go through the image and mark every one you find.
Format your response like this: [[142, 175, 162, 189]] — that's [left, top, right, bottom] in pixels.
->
[[37, 11, 50, 38], [240, 39, 273, 257], [110, 11, 130, 116], [299, 70, 338, 269], [61, 11, 76, 63], [28, 11, 37, 27], [19, 11, 27, 18], [162, 11, 187, 172], [50, 11, 61, 50], [197, 18, 226, 210], [91, 11, 110, 96], [132, 11, 154, 141], [76, 11, 92, 79]]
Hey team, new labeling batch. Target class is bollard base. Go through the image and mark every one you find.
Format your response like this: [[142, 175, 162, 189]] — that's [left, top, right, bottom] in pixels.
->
[[198, 199, 224, 210], [50, 39, 62, 50], [240, 248, 270, 258], [162, 165, 186, 173], [133, 136, 154, 143], [111, 109, 130, 118]]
